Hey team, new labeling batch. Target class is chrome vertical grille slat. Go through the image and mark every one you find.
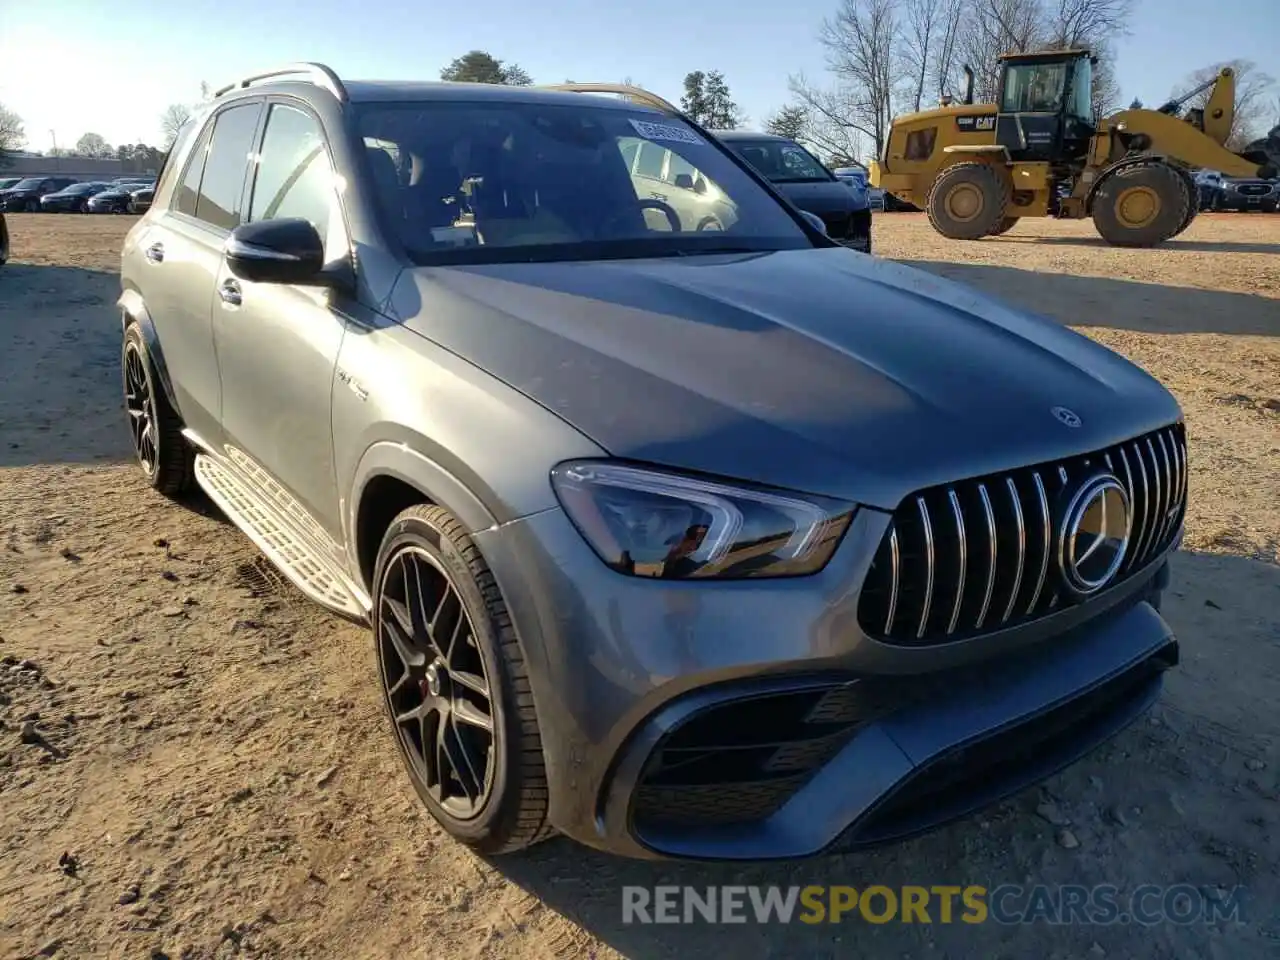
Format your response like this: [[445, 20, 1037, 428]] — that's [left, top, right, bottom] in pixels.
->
[[884, 529, 900, 636], [1001, 476, 1025, 624], [975, 484, 998, 630], [1145, 437, 1164, 567], [1130, 441, 1152, 567], [916, 497, 934, 641], [858, 423, 1187, 647], [946, 490, 967, 635], [1027, 471, 1051, 615]]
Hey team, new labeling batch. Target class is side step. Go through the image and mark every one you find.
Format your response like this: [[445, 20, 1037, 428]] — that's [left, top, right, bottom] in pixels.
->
[[193, 453, 369, 620]]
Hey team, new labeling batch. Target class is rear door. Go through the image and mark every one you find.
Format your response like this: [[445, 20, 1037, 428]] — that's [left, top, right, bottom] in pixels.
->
[[137, 100, 263, 446]]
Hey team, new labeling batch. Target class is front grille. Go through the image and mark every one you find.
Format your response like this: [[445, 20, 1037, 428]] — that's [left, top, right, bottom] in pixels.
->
[[1237, 183, 1273, 197], [858, 423, 1187, 646], [821, 212, 852, 239], [631, 683, 876, 830]]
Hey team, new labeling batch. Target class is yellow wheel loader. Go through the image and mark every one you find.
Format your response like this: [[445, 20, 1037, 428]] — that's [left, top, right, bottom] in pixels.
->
[[870, 50, 1280, 246]]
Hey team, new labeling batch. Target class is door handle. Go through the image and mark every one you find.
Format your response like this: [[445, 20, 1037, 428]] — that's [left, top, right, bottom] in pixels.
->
[[145, 242, 165, 263], [649, 192, 668, 201], [218, 279, 243, 308]]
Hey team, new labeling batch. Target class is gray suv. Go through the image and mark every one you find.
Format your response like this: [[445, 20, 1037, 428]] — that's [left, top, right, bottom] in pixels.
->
[[120, 64, 1186, 861]]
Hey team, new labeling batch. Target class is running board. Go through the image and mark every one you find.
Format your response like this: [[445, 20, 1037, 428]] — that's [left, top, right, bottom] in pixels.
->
[[192, 453, 369, 620]]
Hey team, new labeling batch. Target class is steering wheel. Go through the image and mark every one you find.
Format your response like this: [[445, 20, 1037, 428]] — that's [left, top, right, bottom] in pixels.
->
[[602, 198, 682, 236]]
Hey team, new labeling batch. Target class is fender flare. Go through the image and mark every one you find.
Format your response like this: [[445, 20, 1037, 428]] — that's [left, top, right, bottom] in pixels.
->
[[347, 440, 500, 586], [117, 289, 182, 414], [1085, 155, 1172, 213]]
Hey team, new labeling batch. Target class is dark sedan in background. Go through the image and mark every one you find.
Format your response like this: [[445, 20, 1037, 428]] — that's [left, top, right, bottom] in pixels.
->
[[40, 181, 115, 213], [714, 130, 872, 253], [88, 182, 153, 214], [0, 176, 79, 212]]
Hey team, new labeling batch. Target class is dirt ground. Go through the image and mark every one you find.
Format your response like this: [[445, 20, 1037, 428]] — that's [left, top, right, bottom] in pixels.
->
[[0, 212, 1277, 960]]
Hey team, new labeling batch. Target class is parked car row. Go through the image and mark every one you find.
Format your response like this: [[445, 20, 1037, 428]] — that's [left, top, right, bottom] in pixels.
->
[[1193, 170, 1279, 213], [0, 175, 156, 213]]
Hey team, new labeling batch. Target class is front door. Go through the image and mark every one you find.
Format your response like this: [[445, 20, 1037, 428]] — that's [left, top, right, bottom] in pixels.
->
[[211, 100, 348, 542]]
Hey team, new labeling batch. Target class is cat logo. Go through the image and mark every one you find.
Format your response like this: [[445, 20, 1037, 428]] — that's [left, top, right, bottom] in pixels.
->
[[956, 115, 997, 132]]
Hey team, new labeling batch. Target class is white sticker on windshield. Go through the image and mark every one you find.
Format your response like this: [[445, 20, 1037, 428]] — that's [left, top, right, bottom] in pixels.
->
[[629, 119, 704, 146]]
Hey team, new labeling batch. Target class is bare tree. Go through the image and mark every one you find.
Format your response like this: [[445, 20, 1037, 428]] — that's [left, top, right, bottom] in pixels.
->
[[816, 0, 898, 154], [786, 74, 867, 162], [1171, 60, 1276, 150], [899, 0, 943, 113], [0, 102, 24, 164], [930, 0, 966, 102], [160, 103, 193, 148], [959, 0, 1043, 102]]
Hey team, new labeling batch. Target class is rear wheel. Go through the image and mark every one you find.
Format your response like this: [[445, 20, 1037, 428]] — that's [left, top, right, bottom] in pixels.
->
[[121, 323, 193, 496], [927, 162, 1011, 240], [1173, 170, 1197, 237], [987, 216, 1019, 236], [1092, 163, 1188, 247], [373, 505, 552, 855]]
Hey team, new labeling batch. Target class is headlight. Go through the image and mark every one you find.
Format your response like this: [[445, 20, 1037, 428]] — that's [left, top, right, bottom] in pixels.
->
[[551, 461, 854, 579]]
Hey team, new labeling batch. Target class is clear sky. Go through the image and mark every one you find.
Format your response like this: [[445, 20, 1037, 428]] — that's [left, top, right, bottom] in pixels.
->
[[1, 0, 1275, 155]]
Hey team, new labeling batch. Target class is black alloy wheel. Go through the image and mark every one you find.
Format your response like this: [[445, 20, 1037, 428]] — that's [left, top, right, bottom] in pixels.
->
[[373, 505, 552, 854], [121, 323, 193, 495], [379, 545, 497, 819], [123, 338, 158, 476]]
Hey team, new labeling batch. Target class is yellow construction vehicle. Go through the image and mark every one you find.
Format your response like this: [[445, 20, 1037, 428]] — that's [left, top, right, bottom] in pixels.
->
[[870, 50, 1280, 245]]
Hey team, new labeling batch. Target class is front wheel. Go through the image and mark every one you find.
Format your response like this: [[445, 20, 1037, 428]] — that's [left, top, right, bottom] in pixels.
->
[[1092, 163, 1188, 247], [373, 505, 552, 855]]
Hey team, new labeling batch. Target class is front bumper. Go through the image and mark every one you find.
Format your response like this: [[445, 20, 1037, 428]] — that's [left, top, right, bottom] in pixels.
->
[[474, 505, 1177, 860]]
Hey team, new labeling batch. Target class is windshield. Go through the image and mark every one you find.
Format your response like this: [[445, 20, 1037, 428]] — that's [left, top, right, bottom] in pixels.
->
[[64, 183, 98, 195], [723, 139, 832, 183], [355, 101, 811, 264], [1001, 62, 1068, 113], [13, 178, 47, 190]]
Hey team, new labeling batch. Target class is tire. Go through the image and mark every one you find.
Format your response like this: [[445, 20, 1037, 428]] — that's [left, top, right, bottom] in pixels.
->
[[78, 200, 89, 214], [1091, 163, 1188, 248], [1173, 170, 1197, 237], [926, 162, 1011, 240], [25, 199, 38, 213], [987, 216, 1019, 236], [121, 323, 193, 496], [372, 504, 551, 855], [0, 214, 8, 266]]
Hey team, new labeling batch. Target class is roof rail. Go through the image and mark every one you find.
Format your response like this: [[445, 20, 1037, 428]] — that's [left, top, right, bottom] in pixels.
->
[[213, 62, 347, 102], [541, 83, 679, 115]]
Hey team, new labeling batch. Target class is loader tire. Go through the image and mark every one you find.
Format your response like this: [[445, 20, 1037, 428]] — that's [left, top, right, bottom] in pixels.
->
[[1092, 163, 1188, 247], [1173, 170, 1197, 237], [927, 162, 1011, 240], [987, 216, 1019, 236]]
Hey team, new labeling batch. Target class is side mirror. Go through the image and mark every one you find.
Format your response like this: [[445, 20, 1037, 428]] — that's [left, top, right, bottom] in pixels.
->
[[799, 210, 828, 235], [224, 217, 326, 285], [673, 173, 695, 190]]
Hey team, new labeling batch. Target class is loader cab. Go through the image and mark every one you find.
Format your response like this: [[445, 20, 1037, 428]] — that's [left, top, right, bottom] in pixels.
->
[[995, 50, 1096, 163]]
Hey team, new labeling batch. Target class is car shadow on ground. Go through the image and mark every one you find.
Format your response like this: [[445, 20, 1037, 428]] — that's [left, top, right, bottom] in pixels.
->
[[1001, 236, 1279, 255], [491, 549, 1279, 959], [897, 258, 1279, 337]]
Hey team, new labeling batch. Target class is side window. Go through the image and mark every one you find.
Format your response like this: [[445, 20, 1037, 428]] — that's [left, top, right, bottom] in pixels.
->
[[248, 104, 334, 239], [633, 141, 664, 179], [174, 124, 212, 217], [618, 139, 640, 173], [193, 103, 261, 230], [664, 151, 699, 188]]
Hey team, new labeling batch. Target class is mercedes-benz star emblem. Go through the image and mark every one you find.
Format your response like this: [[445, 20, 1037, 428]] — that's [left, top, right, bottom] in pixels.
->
[[1051, 406, 1082, 428], [1058, 474, 1131, 596]]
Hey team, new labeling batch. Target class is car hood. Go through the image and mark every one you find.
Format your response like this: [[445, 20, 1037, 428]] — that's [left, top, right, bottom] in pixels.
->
[[391, 248, 1181, 508], [770, 179, 867, 214]]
